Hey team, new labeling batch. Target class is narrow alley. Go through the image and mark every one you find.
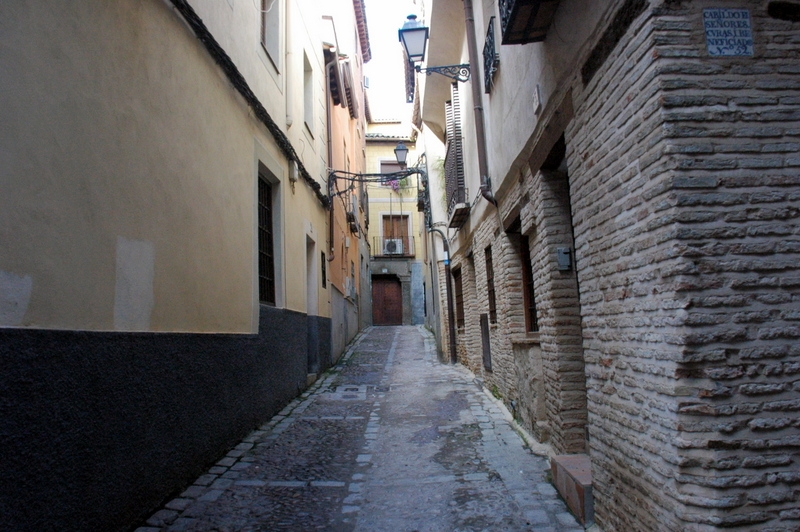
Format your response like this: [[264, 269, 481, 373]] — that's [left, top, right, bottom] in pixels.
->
[[137, 326, 583, 531]]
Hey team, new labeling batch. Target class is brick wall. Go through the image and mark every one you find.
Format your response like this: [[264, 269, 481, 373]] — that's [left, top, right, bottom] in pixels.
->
[[447, 164, 589, 455], [568, 2, 692, 528], [436, 261, 452, 362], [567, 1, 800, 530], [523, 168, 589, 455]]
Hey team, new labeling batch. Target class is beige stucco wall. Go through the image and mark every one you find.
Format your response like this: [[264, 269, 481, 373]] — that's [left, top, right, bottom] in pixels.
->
[[366, 140, 424, 253], [0, 0, 330, 331]]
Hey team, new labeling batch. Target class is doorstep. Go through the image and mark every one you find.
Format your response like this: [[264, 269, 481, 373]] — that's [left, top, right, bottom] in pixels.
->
[[551, 454, 594, 526]]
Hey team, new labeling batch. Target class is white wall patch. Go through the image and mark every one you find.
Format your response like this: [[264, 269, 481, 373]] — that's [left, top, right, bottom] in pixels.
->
[[0, 270, 33, 326], [114, 237, 155, 331]]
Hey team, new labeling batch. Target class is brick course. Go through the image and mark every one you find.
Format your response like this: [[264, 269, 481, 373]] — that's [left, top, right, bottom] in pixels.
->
[[429, 1, 799, 530], [567, 1, 800, 530]]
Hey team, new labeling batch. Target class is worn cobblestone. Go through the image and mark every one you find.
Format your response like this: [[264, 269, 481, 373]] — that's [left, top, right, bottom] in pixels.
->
[[139, 326, 581, 530]]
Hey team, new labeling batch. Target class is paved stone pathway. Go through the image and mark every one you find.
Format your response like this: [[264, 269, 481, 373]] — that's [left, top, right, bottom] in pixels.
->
[[137, 326, 583, 531]]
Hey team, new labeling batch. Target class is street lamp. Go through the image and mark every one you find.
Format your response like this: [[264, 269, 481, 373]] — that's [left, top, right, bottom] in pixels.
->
[[394, 142, 409, 166], [398, 15, 471, 83], [398, 15, 428, 63]]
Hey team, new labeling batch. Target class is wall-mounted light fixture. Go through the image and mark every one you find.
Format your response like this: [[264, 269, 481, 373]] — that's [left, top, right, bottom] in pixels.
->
[[394, 142, 409, 167], [398, 15, 471, 83]]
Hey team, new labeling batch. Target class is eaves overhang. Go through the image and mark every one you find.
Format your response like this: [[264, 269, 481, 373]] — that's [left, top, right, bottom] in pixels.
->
[[353, 0, 372, 62], [419, 0, 466, 144]]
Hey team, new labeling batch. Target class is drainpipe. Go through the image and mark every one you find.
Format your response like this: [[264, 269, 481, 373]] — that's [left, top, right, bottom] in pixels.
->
[[463, 0, 497, 207], [430, 227, 457, 364], [285, 0, 293, 127]]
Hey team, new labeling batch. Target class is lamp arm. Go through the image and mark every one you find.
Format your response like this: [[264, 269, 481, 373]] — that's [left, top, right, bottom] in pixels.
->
[[415, 64, 471, 83]]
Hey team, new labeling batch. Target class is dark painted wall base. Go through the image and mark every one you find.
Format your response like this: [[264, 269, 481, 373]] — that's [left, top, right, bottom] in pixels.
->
[[0, 305, 331, 532]]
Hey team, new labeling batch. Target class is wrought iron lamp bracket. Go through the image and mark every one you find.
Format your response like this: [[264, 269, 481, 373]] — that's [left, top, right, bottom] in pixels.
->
[[415, 63, 471, 82]]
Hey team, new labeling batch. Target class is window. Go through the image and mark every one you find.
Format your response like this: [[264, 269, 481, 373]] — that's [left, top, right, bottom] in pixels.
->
[[444, 83, 466, 221], [485, 246, 497, 323], [380, 161, 404, 187], [261, 0, 280, 69], [350, 260, 356, 298], [483, 16, 499, 94], [258, 176, 276, 305], [453, 267, 465, 329], [321, 252, 327, 289], [382, 215, 410, 256], [519, 236, 538, 332], [303, 52, 313, 135]]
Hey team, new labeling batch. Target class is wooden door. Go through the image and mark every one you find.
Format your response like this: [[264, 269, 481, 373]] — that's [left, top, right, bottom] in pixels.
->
[[382, 215, 409, 253], [372, 276, 402, 325]]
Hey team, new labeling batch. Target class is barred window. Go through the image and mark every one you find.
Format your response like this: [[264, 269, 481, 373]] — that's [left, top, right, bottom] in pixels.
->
[[453, 267, 465, 329], [258, 176, 276, 305], [485, 246, 497, 323], [519, 236, 538, 332]]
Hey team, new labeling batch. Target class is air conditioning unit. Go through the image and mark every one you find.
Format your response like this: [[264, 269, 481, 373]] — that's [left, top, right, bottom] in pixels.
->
[[383, 239, 403, 255]]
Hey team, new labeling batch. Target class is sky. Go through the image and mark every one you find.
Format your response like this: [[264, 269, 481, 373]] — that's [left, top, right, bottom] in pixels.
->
[[362, 0, 420, 120]]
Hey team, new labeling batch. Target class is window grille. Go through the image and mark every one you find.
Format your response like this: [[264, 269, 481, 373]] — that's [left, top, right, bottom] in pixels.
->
[[520, 236, 538, 331], [258, 177, 276, 305], [321, 252, 327, 289], [483, 17, 500, 94], [453, 268, 465, 329]]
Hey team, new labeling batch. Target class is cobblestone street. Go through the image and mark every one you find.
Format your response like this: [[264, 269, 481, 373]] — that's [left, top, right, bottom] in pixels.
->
[[137, 326, 583, 531]]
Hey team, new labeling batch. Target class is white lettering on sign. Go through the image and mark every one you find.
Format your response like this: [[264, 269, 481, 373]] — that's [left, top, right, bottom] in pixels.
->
[[703, 9, 753, 57]]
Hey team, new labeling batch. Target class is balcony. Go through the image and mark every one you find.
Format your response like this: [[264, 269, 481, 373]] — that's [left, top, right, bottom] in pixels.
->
[[499, 0, 560, 45], [372, 236, 416, 258], [448, 188, 470, 229], [445, 136, 469, 229]]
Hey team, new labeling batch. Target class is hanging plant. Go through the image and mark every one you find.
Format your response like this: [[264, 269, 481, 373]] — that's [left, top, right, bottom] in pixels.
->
[[389, 177, 409, 193]]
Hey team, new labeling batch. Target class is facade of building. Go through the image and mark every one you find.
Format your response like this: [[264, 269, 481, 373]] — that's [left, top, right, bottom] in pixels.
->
[[418, 0, 800, 530], [366, 126, 429, 326], [325, 0, 372, 365], [0, 1, 369, 530]]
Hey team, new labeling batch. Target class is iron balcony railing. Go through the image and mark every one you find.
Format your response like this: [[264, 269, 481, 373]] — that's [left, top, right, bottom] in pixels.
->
[[498, 0, 560, 45], [483, 16, 500, 94], [373, 236, 415, 258]]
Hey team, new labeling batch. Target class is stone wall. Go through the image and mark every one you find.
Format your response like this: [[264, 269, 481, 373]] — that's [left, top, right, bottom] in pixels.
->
[[662, 1, 800, 529], [436, 261, 452, 363], [447, 167, 588, 454], [567, 2, 690, 529], [566, 1, 800, 530], [429, 0, 800, 529], [521, 167, 588, 455]]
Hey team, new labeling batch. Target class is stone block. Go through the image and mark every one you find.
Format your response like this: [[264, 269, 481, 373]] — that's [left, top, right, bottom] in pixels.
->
[[551, 454, 594, 526]]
